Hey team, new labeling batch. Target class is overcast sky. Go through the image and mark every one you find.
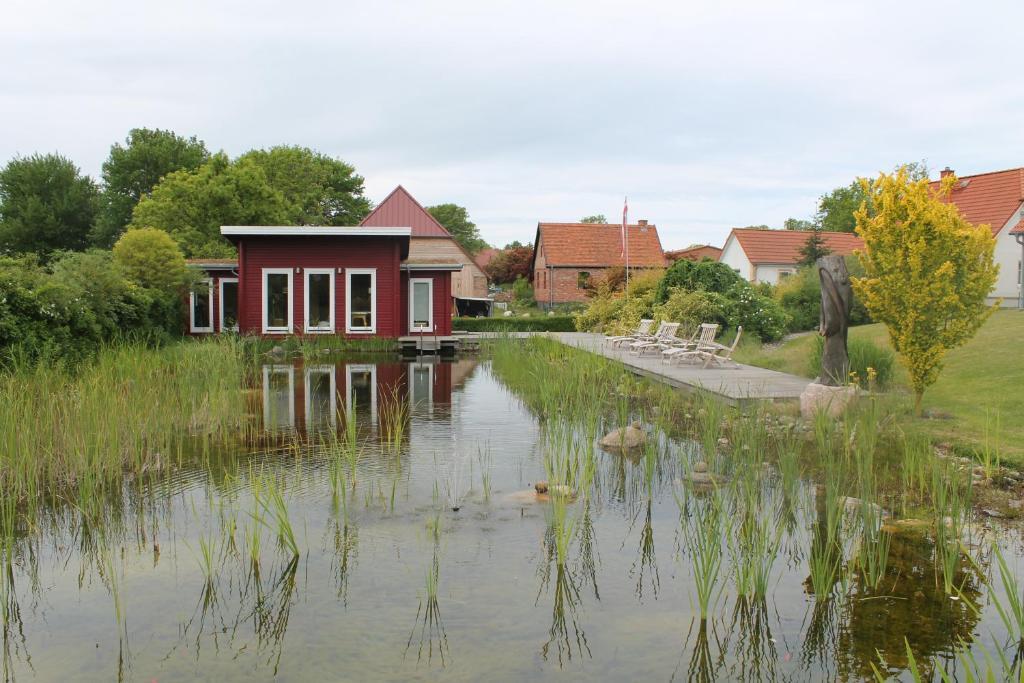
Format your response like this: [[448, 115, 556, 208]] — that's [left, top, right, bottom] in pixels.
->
[[2, 0, 1023, 249]]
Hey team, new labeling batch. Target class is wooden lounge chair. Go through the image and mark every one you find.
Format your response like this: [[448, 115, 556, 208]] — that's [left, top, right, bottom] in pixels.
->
[[662, 323, 719, 363], [613, 320, 668, 349], [628, 322, 681, 355], [674, 327, 744, 368], [605, 319, 654, 347]]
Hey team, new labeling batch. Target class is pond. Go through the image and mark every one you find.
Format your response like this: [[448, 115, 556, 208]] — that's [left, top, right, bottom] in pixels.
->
[[1, 350, 1021, 681]]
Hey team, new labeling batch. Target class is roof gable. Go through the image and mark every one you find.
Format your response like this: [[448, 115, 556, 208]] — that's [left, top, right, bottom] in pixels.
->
[[930, 168, 1024, 236], [730, 228, 863, 265], [359, 185, 453, 237], [534, 222, 666, 268]]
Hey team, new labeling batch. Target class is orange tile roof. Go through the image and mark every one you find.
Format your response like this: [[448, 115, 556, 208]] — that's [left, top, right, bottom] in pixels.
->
[[666, 245, 722, 262], [930, 168, 1024, 236], [729, 229, 863, 265], [1011, 219, 1024, 235], [473, 247, 499, 269], [534, 222, 666, 267]]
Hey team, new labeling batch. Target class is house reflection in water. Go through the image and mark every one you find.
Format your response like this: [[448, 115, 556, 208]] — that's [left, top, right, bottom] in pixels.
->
[[256, 358, 477, 442]]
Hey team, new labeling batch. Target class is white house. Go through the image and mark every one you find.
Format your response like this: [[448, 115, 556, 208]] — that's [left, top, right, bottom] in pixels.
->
[[932, 167, 1024, 308], [718, 228, 863, 285]]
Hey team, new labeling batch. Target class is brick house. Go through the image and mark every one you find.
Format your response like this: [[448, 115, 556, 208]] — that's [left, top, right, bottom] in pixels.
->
[[530, 221, 667, 308], [665, 244, 723, 262]]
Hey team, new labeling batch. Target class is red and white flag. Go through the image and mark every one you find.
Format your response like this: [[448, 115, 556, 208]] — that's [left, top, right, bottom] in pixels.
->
[[621, 196, 628, 256]]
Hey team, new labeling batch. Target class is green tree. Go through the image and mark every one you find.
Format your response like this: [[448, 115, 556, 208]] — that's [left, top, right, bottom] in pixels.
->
[[427, 203, 488, 254], [128, 153, 291, 258], [655, 258, 743, 303], [852, 167, 999, 414], [580, 214, 608, 224], [0, 154, 99, 260], [797, 228, 832, 266], [92, 128, 210, 247], [112, 227, 188, 294], [784, 218, 815, 231], [814, 161, 929, 234], [239, 146, 371, 225]]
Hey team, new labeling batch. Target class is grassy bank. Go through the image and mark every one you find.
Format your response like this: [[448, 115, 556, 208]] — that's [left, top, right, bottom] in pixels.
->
[[734, 310, 1024, 464]]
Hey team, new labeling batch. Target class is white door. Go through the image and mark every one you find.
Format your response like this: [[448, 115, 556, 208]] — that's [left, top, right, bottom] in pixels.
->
[[409, 278, 433, 332]]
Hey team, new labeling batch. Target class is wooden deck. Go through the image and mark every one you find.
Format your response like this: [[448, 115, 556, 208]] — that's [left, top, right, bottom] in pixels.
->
[[552, 332, 811, 404]]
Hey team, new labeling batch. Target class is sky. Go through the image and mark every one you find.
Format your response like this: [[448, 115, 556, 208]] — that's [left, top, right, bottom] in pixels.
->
[[3, 0, 1024, 250]]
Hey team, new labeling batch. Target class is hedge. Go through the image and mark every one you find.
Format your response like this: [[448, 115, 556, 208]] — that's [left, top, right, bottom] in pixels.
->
[[452, 316, 577, 332]]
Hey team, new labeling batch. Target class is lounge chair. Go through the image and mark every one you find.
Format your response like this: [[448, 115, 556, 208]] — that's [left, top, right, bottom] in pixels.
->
[[605, 319, 654, 347], [662, 323, 719, 363], [674, 327, 744, 368], [628, 322, 681, 355]]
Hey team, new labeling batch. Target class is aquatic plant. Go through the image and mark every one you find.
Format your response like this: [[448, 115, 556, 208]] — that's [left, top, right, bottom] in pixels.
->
[[990, 544, 1024, 648], [379, 385, 409, 454], [681, 487, 725, 621]]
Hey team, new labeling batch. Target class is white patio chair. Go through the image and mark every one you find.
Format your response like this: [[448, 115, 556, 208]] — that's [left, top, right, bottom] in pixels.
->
[[673, 326, 744, 368], [628, 322, 681, 355], [662, 323, 719, 364], [605, 319, 654, 347]]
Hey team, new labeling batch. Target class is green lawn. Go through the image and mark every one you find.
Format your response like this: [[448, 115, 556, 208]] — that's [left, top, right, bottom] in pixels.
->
[[734, 311, 1024, 464]]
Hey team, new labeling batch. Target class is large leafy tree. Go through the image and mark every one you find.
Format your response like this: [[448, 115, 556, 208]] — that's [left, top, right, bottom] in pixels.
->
[[0, 154, 99, 260], [427, 203, 488, 254], [238, 146, 371, 225], [112, 227, 188, 294], [92, 128, 210, 247], [655, 258, 744, 303], [580, 214, 608, 224], [484, 246, 533, 284], [852, 167, 999, 414], [128, 153, 291, 257]]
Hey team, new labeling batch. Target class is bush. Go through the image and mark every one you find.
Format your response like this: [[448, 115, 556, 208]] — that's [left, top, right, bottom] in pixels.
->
[[652, 289, 729, 333], [723, 283, 790, 342], [774, 257, 872, 332], [511, 275, 534, 304], [655, 258, 743, 303], [453, 316, 576, 332], [808, 335, 895, 389], [112, 227, 188, 294], [573, 270, 662, 334]]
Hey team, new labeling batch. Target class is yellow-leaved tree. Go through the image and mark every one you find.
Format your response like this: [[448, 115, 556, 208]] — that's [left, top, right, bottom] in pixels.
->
[[852, 167, 1000, 415]]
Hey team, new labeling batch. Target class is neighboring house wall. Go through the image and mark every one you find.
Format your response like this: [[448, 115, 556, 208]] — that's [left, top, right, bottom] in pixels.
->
[[993, 206, 1024, 306], [398, 270, 453, 335], [546, 267, 606, 305], [408, 237, 488, 298], [753, 264, 798, 286], [533, 246, 549, 305], [718, 236, 753, 281]]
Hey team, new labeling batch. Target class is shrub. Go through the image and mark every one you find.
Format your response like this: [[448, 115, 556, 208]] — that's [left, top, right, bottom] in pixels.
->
[[573, 270, 662, 333], [774, 257, 872, 332], [453, 316, 576, 332], [652, 289, 729, 333], [112, 227, 188, 294], [723, 283, 790, 342], [511, 275, 534, 304], [655, 258, 743, 303], [808, 335, 896, 389]]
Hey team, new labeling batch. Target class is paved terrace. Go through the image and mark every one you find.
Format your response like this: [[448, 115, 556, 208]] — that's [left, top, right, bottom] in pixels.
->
[[551, 332, 811, 404]]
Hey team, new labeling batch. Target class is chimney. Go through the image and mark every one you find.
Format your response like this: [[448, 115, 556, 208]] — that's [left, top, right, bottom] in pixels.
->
[[637, 219, 648, 226], [940, 166, 954, 179]]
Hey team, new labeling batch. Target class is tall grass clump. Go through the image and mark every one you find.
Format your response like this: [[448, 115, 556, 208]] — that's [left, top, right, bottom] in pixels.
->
[[809, 335, 895, 389], [931, 459, 971, 595], [0, 337, 250, 505], [680, 487, 725, 621]]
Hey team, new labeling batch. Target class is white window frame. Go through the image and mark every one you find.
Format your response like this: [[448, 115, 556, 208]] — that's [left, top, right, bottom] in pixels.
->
[[346, 364, 377, 424], [408, 361, 434, 411], [408, 277, 434, 333], [304, 268, 335, 333], [262, 364, 295, 431], [219, 277, 239, 333], [262, 268, 294, 334], [190, 278, 214, 333], [304, 365, 337, 432], [345, 268, 377, 334]]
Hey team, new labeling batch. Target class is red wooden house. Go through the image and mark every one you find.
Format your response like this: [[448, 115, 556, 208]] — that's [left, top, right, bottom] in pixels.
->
[[186, 204, 461, 339]]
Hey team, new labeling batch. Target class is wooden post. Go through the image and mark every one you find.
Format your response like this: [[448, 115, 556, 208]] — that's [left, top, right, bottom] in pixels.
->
[[816, 255, 853, 386]]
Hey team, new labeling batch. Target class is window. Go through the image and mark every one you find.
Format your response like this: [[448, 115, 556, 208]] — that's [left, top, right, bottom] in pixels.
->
[[778, 270, 793, 281], [346, 269, 376, 333], [577, 271, 591, 289], [305, 365, 337, 432], [304, 269, 335, 333], [262, 364, 295, 431], [190, 279, 213, 333], [263, 268, 293, 333], [409, 362, 433, 409], [409, 278, 433, 332], [346, 364, 377, 423], [219, 278, 239, 332]]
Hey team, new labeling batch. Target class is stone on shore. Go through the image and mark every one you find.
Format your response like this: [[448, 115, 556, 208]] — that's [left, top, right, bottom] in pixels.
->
[[600, 421, 645, 451]]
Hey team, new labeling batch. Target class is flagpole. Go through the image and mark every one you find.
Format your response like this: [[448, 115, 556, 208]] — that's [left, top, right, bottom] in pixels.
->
[[623, 196, 629, 299]]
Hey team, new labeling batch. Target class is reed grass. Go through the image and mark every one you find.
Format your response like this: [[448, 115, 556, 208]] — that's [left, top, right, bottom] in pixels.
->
[[680, 487, 725, 621]]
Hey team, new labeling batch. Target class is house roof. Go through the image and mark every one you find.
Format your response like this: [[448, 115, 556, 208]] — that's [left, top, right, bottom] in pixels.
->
[[473, 247, 499, 270], [359, 185, 453, 238], [666, 245, 722, 262], [1011, 219, 1024, 235], [727, 228, 863, 265], [930, 167, 1024, 236], [186, 258, 238, 270], [533, 222, 666, 268]]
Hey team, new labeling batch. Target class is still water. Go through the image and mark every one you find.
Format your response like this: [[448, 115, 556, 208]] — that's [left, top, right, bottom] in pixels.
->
[[2, 357, 1019, 681]]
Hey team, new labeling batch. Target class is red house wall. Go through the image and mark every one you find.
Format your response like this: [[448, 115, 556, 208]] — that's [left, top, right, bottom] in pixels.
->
[[398, 271, 453, 336], [186, 268, 239, 335], [237, 236, 404, 338]]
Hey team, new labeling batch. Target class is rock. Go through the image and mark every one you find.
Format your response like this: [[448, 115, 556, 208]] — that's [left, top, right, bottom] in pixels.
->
[[1009, 499, 1023, 510], [693, 461, 709, 473], [840, 496, 884, 516], [534, 480, 549, 494], [922, 408, 954, 420], [503, 310, 514, 317], [548, 310, 555, 316], [981, 508, 1003, 518], [882, 518, 931, 534], [600, 421, 645, 451], [687, 470, 724, 486], [800, 382, 857, 419], [269, 345, 286, 357], [717, 437, 729, 447]]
